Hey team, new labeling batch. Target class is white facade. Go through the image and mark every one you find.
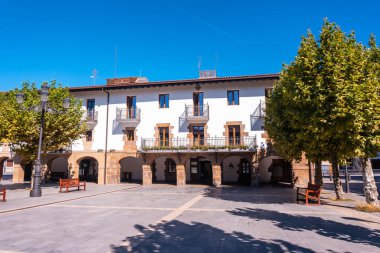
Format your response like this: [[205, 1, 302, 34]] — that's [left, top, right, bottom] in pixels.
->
[[71, 77, 275, 151]]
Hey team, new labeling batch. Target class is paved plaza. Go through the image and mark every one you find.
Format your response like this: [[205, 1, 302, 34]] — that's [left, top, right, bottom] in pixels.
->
[[0, 180, 380, 253]]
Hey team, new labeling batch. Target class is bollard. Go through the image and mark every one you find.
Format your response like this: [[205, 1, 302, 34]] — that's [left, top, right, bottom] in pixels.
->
[[329, 174, 333, 181]]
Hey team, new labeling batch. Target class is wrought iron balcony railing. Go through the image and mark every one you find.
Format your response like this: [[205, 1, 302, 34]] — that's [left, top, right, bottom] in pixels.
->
[[141, 136, 256, 152], [116, 108, 141, 122], [185, 104, 209, 118], [251, 100, 266, 130], [86, 110, 98, 121]]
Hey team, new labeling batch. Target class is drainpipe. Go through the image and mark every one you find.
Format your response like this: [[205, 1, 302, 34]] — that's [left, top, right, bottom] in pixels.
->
[[103, 88, 110, 185]]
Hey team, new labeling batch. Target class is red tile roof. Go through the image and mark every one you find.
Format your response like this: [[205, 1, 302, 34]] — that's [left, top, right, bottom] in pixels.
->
[[69, 73, 279, 92]]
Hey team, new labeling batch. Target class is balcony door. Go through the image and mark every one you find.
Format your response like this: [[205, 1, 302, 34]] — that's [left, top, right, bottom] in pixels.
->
[[87, 99, 95, 119], [192, 126, 204, 146], [193, 92, 204, 116], [159, 127, 169, 147], [228, 125, 241, 145], [126, 96, 136, 119]]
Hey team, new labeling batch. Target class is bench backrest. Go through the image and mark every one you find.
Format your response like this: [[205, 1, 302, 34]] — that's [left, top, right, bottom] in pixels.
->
[[307, 183, 322, 192], [60, 178, 79, 186]]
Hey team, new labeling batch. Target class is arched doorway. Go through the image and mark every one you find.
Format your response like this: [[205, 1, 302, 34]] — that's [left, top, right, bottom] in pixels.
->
[[78, 157, 99, 183], [259, 156, 292, 184], [222, 156, 251, 185], [185, 156, 213, 185], [119, 157, 143, 183], [0, 157, 10, 180], [23, 161, 33, 182], [151, 157, 176, 184], [49, 157, 69, 182]]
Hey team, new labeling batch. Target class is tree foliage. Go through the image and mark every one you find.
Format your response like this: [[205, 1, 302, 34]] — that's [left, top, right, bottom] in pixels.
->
[[0, 81, 86, 162], [265, 19, 380, 201]]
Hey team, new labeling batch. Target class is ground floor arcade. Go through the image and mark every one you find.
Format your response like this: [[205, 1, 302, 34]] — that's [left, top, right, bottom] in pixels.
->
[[5, 150, 310, 187]]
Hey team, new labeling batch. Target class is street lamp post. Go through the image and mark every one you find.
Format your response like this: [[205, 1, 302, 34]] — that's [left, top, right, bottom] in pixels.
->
[[16, 83, 70, 197]]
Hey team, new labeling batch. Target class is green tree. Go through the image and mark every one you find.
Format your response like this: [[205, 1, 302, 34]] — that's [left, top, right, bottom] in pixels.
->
[[0, 81, 86, 162], [266, 20, 379, 202]]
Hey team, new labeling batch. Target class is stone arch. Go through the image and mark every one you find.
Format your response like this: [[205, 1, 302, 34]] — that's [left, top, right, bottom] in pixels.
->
[[0, 156, 10, 180], [119, 156, 143, 183], [45, 155, 69, 182], [184, 155, 213, 185], [76, 156, 99, 183], [259, 155, 292, 183], [151, 156, 177, 184], [221, 155, 252, 185]]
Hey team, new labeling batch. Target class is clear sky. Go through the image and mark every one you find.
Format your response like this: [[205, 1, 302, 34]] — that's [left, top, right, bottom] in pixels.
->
[[0, 0, 379, 90]]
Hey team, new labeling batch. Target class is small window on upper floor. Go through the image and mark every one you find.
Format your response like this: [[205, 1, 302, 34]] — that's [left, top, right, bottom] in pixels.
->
[[126, 129, 135, 141], [227, 90, 239, 105], [85, 130, 93, 142], [159, 94, 169, 108]]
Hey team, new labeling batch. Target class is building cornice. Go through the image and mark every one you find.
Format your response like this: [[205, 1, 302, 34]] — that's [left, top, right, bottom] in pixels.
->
[[69, 73, 279, 92]]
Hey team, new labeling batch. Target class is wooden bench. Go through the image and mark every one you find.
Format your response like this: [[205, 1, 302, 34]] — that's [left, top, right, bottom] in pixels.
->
[[0, 187, 6, 202], [59, 178, 86, 193], [297, 183, 322, 205]]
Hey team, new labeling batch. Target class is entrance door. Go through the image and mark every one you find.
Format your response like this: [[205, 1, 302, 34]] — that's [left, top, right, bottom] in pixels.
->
[[159, 127, 169, 147], [152, 161, 157, 182], [24, 162, 32, 181], [200, 161, 213, 185], [192, 126, 205, 146], [238, 159, 251, 185], [228, 125, 241, 145], [164, 158, 176, 183], [79, 159, 91, 181], [193, 92, 204, 116], [189, 158, 199, 183], [127, 96, 136, 118]]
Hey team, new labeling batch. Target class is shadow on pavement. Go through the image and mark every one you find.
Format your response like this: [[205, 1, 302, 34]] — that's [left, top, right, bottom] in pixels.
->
[[201, 183, 297, 204], [227, 208, 380, 248], [110, 220, 316, 253]]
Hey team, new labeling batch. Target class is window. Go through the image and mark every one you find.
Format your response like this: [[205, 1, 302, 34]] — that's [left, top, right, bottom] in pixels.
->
[[127, 96, 136, 118], [228, 125, 241, 145], [159, 127, 169, 147], [126, 129, 135, 141], [192, 126, 204, 145], [85, 130, 93, 142], [165, 159, 176, 173], [227, 90, 239, 105], [159, 94, 169, 108], [86, 99, 95, 119]]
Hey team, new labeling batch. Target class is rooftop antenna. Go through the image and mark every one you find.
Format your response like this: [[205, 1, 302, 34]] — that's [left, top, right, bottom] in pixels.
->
[[114, 45, 118, 77], [90, 69, 99, 85], [198, 55, 202, 74], [214, 53, 218, 74]]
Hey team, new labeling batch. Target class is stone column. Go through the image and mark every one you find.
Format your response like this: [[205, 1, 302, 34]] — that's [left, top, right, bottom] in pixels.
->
[[106, 157, 121, 184], [142, 164, 152, 186], [176, 164, 186, 187], [13, 163, 24, 183], [97, 166, 105, 185], [212, 164, 222, 187], [251, 154, 260, 187]]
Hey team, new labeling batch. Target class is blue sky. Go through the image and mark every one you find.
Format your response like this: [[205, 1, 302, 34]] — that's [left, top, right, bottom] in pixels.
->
[[0, 0, 379, 90]]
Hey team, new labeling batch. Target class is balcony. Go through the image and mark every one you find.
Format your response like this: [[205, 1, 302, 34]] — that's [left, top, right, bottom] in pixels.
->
[[184, 104, 209, 124], [141, 136, 256, 152], [250, 100, 265, 130], [85, 110, 98, 129], [116, 107, 141, 128]]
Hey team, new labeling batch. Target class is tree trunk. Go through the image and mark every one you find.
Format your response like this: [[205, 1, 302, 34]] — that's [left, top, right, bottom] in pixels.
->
[[360, 157, 379, 207], [314, 160, 323, 186], [331, 153, 344, 199]]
